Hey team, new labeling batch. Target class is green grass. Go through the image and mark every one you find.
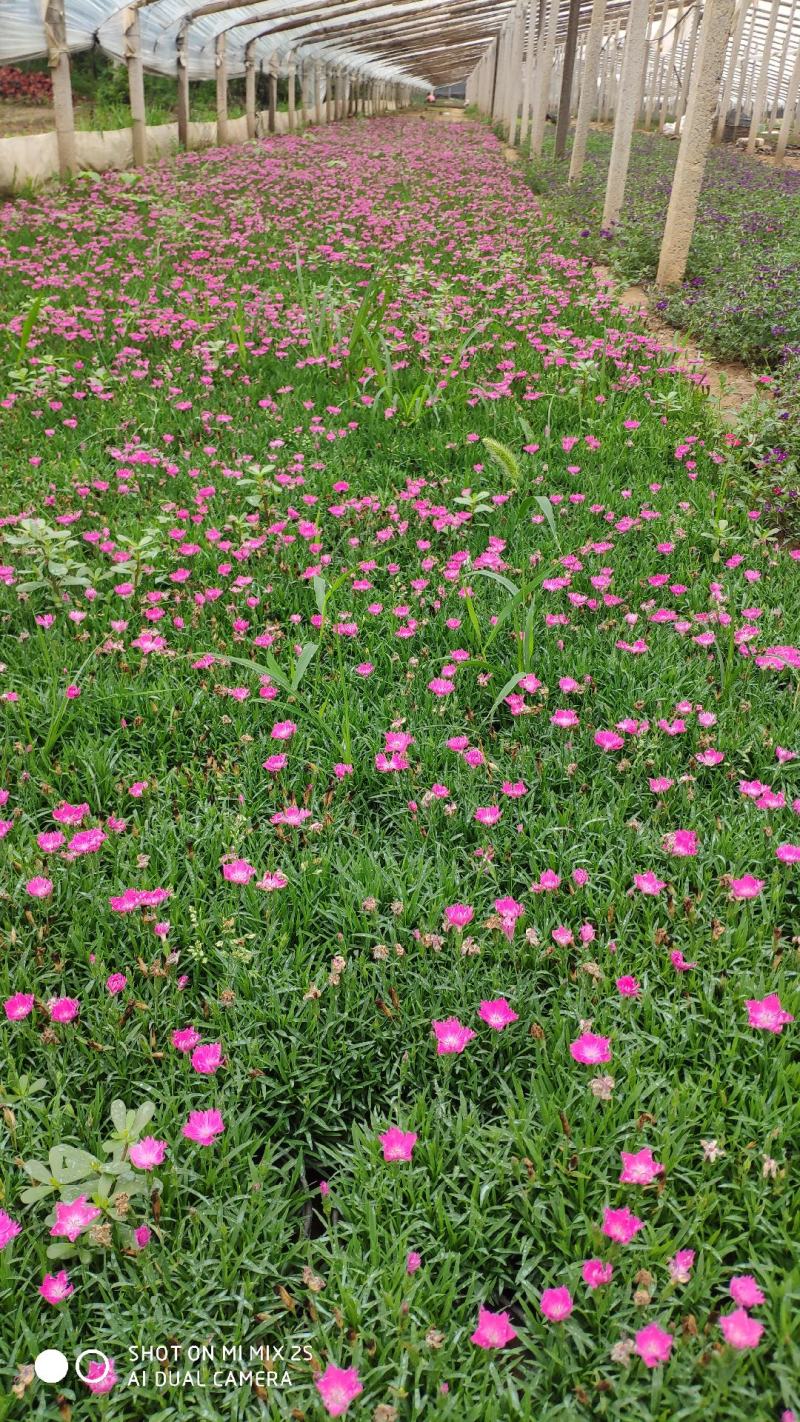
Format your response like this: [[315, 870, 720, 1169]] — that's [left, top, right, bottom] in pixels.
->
[[0, 114, 798, 1421]]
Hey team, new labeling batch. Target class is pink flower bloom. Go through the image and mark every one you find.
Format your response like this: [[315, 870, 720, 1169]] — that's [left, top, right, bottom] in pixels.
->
[[257, 870, 289, 891], [53, 802, 89, 825], [68, 827, 106, 855], [83, 1357, 118, 1394], [315, 1363, 363, 1417], [378, 1127, 417, 1162], [128, 1137, 168, 1170], [668, 1249, 695, 1284], [540, 1286, 573, 1321], [602, 1206, 644, 1244], [432, 1017, 476, 1054], [474, 805, 501, 826], [670, 949, 696, 972], [662, 829, 698, 857], [37, 831, 65, 851], [262, 754, 288, 773], [634, 1322, 673, 1367], [4, 992, 34, 1021], [444, 903, 473, 929], [746, 993, 793, 1033], [616, 976, 640, 997], [552, 925, 574, 948], [106, 973, 127, 995], [191, 1042, 223, 1074], [595, 730, 624, 752], [649, 777, 674, 793], [494, 896, 525, 939], [39, 1270, 74, 1304], [181, 1109, 225, 1146], [634, 872, 666, 896], [134, 1224, 151, 1249], [729, 1275, 765, 1307], [48, 997, 79, 1023], [720, 1309, 764, 1350], [470, 1306, 518, 1348], [26, 876, 53, 899], [222, 858, 256, 884], [619, 1147, 664, 1184], [50, 1196, 101, 1242], [406, 1250, 422, 1274], [582, 1258, 613, 1289], [271, 720, 297, 740], [776, 843, 800, 863], [730, 875, 764, 901], [477, 998, 518, 1030], [695, 748, 724, 767], [0, 1209, 21, 1250], [172, 1026, 201, 1053], [570, 1031, 611, 1065], [551, 709, 579, 728]]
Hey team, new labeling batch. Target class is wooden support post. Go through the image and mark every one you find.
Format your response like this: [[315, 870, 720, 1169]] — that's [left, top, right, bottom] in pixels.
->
[[245, 42, 256, 140], [657, 0, 738, 284], [177, 19, 190, 150], [215, 32, 228, 146], [43, 0, 77, 179], [747, 0, 781, 150], [554, 0, 582, 157], [123, 6, 147, 167], [570, 0, 607, 180], [601, 0, 650, 229]]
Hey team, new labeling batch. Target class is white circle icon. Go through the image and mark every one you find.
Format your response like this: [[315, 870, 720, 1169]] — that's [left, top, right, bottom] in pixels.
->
[[74, 1349, 111, 1384], [34, 1349, 69, 1384]]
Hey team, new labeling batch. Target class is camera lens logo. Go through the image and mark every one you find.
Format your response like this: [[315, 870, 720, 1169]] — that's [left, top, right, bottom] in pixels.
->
[[33, 1348, 111, 1386]]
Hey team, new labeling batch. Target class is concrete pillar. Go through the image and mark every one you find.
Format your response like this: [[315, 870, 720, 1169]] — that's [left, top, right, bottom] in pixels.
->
[[555, 0, 582, 157], [657, 0, 738, 285], [601, 0, 650, 229], [288, 57, 296, 131], [123, 6, 147, 167], [732, 3, 756, 130], [507, 4, 526, 142], [747, 0, 782, 150], [775, 34, 800, 160], [245, 44, 256, 139], [714, 0, 751, 139], [569, 0, 607, 179], [530, 0, 560, 154], [268, 67, 277, 133], [518, 0, 539, 143], [767, 0, 797, 125], [315, 62, 323, 124], [674, 0, 702, 132], [43, 0, 77, 179], [327, 66, 334, 123], [177, 19, 190, 150], [215, 33, 228, 146], [645, 0, 669, 128]]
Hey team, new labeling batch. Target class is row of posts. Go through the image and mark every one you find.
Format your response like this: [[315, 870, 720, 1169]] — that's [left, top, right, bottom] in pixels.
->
[[42, 0, 413, 181], [466, 0, 800, 283]]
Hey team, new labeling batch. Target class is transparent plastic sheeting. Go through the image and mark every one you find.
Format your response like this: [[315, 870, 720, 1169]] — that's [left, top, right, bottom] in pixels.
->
[[0, 0, 437, 82]]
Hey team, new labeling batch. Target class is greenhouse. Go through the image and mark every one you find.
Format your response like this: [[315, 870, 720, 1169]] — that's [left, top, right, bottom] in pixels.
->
[[0, 0, 798, 1417]]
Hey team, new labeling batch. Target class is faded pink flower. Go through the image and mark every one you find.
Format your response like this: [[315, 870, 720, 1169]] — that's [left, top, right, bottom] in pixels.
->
[[634, 872, 666, 897], [668, 1249, 695, 1284]]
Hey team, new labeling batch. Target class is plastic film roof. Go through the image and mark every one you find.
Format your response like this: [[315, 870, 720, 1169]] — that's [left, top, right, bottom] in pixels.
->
[[1, 0, 799, 96]]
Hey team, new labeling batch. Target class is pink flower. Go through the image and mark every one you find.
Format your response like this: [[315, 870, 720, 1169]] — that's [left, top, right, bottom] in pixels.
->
[[38, 831, 65, 851], [172, 1026, 201, 1053], [50, 1196, 101, 1242], [106, 973, 127, 995], [444, 903, 473, 929], [378, 1127, 417, 1162], [4, 993, 34, 1021], [53, 802, 89, 825], [39, 1270, 74, 1304], [595, 730, 624, 752], [582, 1258, 613, 1289], [432, 1017, 476, 1054], [720, 1309, 764, 1350], [222, 858, 256, 884], [191, 1042, 223, 1074], [182, 1109, 225, 1145], [662, 829, 698, 857], [668, 1249, 695, 1284], [494, 896, 524, 939], [474, 805, 501, 826], [634, 1322, 673, 1367], [729, 874, 764, 901], [619, 1147, 664, 1184], [776, 843, 800, 863], [551, 708, 579, 728], [315, 1363, 363, 1417], [68, 827, 106, 855], [128, 1137, 168, 1170], [0, 1209, 21, 1250], [271, 720, 297, 740], [262, 754, 288, 772], [540, 1286, 573, 1321], [570, 1031, 611, 1065], [470, 1306, 518, 1348], [616, 976, 640, 997], [634, 872, 665, 896], [746, 993, 793, 1033], [649, 777, 674, 793], [477, 998, 518, 1030], [48, 997, 79, 1023], [257, 870, 288, 891], [695, 747, 724, 767], [729, 1274, 765, 1307], [134, 1224, 152, 1249], [406, 1251, 422, 1274], [26, 876, 53, 899], [602, 1206, 644, 1244], [83, 1357, 118, 1394]]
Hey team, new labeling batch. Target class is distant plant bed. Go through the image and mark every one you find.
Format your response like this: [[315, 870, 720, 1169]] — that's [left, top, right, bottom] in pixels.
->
[[523, 128, 800, 534], [0, 65, 53, 105]]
